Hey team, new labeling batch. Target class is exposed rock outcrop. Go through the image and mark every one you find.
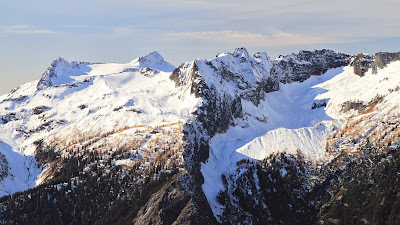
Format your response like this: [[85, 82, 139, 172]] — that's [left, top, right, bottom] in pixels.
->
[[351, 53, 374, 76], [350, 51, 400, 76], [273, 49, 350, 83], [372, 52, 400, 74], [133, 174, 218, 225], [0, 152, 8, 182]]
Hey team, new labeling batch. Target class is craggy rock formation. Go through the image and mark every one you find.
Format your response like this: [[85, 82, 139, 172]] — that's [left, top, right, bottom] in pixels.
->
[[36, 58, 91, 89], [273, 49, 350, 83], [0, 153, 8, 182], [351, 51, 400, 76], [372, 52, 400, 73], [351, 53, 374, 76]]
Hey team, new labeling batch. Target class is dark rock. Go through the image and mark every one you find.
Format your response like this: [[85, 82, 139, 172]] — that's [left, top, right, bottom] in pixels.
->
[[372, 52, 400, 74], [312, 99, 327, 109], [139, 67, 159, 77], [350, 51, 400, 76], [263, 76, 279, 93], [0, 95, 28, 104], [231, 96, 243, 118], [273, 49, 351, 83], [0, 152, 8, 182], [341, 100, 367, 113], [133, 173, 218, 225], [340, 95, 383, 113], [32, 106, 51, 115], [351, 53, 373, 76], [78, 104, 87, 110], [0, 113, 18, 124]]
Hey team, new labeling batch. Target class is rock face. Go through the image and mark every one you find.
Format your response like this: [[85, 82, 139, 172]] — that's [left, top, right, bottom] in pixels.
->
[[372, 52, 400, 73], [133, 174, 218, 225], [273, 49, 350, 83], [351, 51, 400, 76], [351, 53, 374, 76], [0, 152, 8, 182]]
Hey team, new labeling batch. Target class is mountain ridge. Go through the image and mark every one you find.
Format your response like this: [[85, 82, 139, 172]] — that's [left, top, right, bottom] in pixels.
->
[[0, 47, 400, 224]]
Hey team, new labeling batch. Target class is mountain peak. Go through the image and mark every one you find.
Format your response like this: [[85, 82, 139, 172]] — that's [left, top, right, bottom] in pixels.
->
[[36, 57, 91, 90], [130, 51, 175, 72], [138, 51, 164, 64], [232, 47, 251, 58]]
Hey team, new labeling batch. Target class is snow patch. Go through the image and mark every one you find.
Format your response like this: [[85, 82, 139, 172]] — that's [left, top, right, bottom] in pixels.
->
[[0, 141, 40, 197]]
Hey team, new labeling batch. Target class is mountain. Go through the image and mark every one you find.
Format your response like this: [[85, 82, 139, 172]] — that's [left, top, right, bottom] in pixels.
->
[[0, 48, 400, 224]]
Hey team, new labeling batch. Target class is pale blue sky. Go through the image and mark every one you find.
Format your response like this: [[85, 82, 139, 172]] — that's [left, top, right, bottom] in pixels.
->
[[1, 0, 400, 95]]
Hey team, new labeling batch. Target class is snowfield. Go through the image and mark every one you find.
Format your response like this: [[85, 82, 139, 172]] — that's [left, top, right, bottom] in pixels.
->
[[0, 51, 200, 196]]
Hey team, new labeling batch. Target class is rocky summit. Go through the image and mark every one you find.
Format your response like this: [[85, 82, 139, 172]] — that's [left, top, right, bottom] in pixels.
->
[[0, 48, 400, 225]]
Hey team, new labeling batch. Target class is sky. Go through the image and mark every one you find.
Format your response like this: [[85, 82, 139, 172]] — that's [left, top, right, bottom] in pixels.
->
[[1, 0, 400, 95]]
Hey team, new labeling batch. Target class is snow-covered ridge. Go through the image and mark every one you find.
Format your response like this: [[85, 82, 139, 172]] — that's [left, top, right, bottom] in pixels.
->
[[0, 48, 350, 199], [171, 47, 276, 108], [1, 47, 400, 221], [236, 121, 333, 162], [0, 51, 193, 197], [36, 51, 176, 90]]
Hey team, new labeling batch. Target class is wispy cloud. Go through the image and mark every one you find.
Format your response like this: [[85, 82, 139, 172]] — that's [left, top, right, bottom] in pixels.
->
[[111, 27, 135, 38], [166, 30, 355, 47], [4, 25, 55, 34]]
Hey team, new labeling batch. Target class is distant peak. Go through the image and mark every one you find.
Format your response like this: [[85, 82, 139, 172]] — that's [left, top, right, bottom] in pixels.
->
[[54, 56, 66, 61], [215, 48, 252, 60], [130, 51, 175, 72], [253, 52, 271, 61], [232, 47, 250, 58], [147, 51, 162, 57], [139, 51, 164, 64], [36, 57, 91, 90], [49, 57, 68, 67]]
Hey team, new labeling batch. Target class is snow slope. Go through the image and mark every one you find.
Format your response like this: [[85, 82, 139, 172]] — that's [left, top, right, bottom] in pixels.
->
[[200, 67, 345, 219], [0, 51, 200, 196], [201, 60, 400, 220], [237, 121, 333, 162], [0, 142, 40, 196], [315, 61, 400, 119]]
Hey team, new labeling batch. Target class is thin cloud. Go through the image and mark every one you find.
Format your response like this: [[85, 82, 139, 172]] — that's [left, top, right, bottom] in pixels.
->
[[4, 25, 55, 34], [166, 30, 355, 47], [111, 27, 136, 38]]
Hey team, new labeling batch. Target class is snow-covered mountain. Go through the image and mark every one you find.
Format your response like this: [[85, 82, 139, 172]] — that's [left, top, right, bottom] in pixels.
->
[[1, 48, 400, 224]]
